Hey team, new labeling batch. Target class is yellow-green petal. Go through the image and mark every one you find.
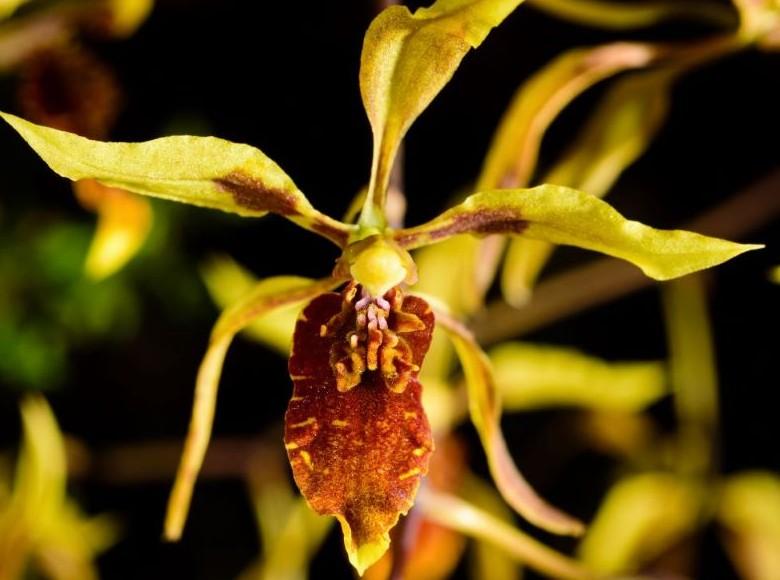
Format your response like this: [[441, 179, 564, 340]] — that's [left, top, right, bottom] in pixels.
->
[[490, 342, 667, 412], [1, 112, 353, 247], [528, 0, 735, 30], [394, 185, 762, 279], [164, 276, 344, 541], [578, 472, 702, 574], [717, 472, 780, 580], [201, 255, 301, 355], [436, 312, 584, 536], [501, 68, 674, 304], [359, 0, 525, 225]]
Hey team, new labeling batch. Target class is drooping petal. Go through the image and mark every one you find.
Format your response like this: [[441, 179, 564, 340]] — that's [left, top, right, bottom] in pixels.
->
[[72, 179, 152, 279], [490, 342, 667, 412], [164, 276, 343, 541], [578, 472, 702, 574], [527, 0, 735, 30], [717, 472, 780, 580], [434, 311, 584, 536], [201, 255, 301, 355], [359, 0, 525, 223], [285, 290, 435, 574], [0, 112, 354, 247], [394, 185, 762, 280], [501, 68, 675, 304]]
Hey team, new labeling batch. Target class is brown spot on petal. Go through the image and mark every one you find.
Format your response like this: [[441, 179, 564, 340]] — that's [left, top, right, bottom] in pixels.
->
[[215, 171, 301, 215], [395, 208, 527, 247], [285, 289, 435, 559]]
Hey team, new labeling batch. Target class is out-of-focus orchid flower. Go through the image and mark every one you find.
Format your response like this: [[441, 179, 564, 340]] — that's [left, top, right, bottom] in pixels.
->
[[0, 396, 116, 580]]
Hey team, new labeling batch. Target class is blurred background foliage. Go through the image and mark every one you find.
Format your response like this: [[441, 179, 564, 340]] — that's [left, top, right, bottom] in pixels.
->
[[0, 0, 778, 578]]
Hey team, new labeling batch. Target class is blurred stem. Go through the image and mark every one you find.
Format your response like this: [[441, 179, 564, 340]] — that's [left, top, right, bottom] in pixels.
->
[[662, 274, 719, 478], [474, 169, 780, 344], [71, 436, 275, 483]]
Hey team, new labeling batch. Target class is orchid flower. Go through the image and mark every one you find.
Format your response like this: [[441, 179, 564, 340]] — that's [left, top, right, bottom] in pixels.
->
[[0, 0, 762, 573], [0, 396, 116, 580]]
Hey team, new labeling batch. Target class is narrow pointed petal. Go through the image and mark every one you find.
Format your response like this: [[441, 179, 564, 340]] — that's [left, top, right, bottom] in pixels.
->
[[395, 185, 762, 280], [286, 291, 435, 574], [359, 0, 525, 221], [201, 255, 302, 355], [164, 276, 342, 541], [0, 112, 354, 247], [435, 312, 584, 536]]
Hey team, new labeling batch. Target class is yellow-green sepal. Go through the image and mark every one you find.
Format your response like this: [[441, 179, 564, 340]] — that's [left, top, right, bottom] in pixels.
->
[[395, 185, 763, 280], [1, 112, 354, 247], [359, 0, 526, 224], [500, 68, 675, 305]]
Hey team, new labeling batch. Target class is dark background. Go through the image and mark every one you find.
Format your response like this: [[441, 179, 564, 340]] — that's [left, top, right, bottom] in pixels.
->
[[0, 0, 778, 578]]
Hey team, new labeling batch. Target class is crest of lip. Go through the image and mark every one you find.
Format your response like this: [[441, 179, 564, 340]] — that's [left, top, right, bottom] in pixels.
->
[[285, 286, 435, 574]]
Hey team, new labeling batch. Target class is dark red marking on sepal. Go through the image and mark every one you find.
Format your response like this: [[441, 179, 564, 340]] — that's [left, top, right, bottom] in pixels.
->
[[214, 171, 300, 215], [285, 287, 435, 570]]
